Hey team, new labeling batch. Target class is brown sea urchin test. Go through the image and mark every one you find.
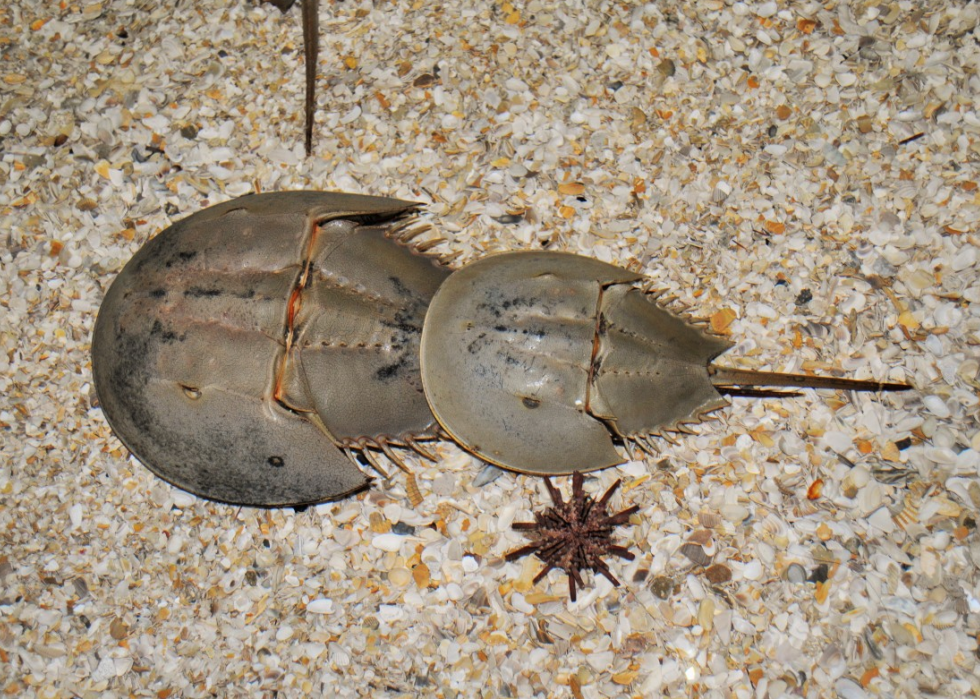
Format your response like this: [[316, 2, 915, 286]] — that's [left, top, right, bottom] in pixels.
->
[[506, 472, 639, 601]]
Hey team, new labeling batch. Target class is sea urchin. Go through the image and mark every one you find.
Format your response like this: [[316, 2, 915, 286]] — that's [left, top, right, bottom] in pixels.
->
[[506, 472, 639, 602]]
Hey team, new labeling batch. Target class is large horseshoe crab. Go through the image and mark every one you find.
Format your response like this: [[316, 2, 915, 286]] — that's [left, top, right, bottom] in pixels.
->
[[91, 192, 449, 506], [91, 191, 910, 507]]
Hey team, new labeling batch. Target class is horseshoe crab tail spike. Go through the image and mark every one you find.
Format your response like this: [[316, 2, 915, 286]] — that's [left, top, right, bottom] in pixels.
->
[[708, 366, 912, 394], [718, 387, 805, 398], [303, 0, 319, 156]]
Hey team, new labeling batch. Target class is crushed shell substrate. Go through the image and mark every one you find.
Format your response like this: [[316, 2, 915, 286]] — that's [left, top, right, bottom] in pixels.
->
[[2, 0, 979, 697]]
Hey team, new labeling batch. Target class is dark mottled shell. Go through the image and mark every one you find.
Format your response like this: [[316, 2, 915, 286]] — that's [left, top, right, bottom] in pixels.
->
[[92, 191, 449, 506]]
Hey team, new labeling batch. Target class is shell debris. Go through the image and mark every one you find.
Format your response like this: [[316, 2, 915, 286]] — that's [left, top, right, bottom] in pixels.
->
[[2, 0, 978, 696]]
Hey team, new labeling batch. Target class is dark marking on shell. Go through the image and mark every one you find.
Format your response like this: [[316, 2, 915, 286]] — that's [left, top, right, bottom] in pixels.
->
[[184, 287, 223, 298]]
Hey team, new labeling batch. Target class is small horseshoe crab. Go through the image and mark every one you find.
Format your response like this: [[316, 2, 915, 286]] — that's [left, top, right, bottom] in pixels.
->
[[92, 191, 910, 507], [419, 251, 910, 475]]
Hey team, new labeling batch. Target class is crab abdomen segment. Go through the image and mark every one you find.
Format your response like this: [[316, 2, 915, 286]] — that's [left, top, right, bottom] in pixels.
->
[[284, 224, 449, 442], [590, 283, 733, 437]]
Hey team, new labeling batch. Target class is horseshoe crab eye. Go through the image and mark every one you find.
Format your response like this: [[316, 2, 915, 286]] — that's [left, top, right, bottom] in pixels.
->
[[181, 385, 202, 400]]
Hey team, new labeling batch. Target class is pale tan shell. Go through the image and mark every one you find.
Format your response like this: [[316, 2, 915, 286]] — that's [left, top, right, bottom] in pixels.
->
[[419, 251, 733, 475], [92, 191, 448, 506]]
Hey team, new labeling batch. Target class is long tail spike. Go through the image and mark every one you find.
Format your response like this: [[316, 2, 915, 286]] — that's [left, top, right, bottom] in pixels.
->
[[721, 387, 805, 398], [302, 0, 319, 155], [709, 366, 911, 393]]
